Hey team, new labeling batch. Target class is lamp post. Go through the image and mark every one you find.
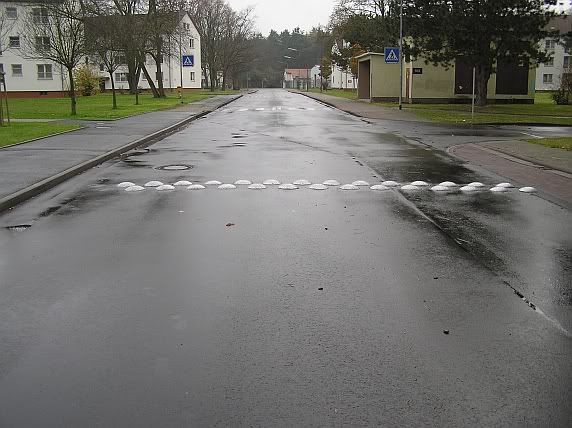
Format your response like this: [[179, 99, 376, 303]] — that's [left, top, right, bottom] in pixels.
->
[[399, 0, 404, 110]]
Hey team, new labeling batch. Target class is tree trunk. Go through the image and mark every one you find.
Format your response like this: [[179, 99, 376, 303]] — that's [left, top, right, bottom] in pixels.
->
[[141, 64, 160, 98], [110, 73, 117, 110], [475, 63, 492, 107], [209, 69, 217, 92], [67, 68, 77, 116]]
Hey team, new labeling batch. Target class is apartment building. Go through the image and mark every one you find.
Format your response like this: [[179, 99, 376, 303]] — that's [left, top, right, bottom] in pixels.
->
[[0, 1, 202, 96], [536, 15, 572, 91]]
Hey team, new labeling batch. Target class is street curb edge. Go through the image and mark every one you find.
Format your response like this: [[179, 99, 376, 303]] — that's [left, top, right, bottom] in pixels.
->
[[0, 94, 242, 214]]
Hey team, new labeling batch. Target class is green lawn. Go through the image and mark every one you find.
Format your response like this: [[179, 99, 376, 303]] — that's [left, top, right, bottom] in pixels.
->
[[9, 90, 238, 120], [311, 87, 571, 125], [0, 122, 81, 148], [528, 137, 572, 151], [309, 88, 358, 100]]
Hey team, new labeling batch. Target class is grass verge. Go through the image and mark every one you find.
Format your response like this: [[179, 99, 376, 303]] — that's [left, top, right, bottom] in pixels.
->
[[528, 137, 572, 151], [9, 90, 239, 121], [308, 88, 358, 100], [0, 122, 81, 148]]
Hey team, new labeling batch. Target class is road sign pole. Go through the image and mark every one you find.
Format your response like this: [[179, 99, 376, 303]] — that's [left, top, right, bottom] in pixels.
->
[[399, 0, 403, 111]]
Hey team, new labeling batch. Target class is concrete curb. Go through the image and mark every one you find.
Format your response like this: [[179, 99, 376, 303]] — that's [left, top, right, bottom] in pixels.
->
[[0, 94, 242, 214]]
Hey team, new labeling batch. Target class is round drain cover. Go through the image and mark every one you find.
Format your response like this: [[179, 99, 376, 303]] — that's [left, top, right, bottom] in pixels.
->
[[156, 164, 193, 171]]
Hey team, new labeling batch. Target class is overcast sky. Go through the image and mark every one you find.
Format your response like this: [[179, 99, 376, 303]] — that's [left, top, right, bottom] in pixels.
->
[[226, 0, 335, 36]]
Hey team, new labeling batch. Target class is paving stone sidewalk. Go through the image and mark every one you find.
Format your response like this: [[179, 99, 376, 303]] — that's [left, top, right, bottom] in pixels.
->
[[0, 94, 240, 204]]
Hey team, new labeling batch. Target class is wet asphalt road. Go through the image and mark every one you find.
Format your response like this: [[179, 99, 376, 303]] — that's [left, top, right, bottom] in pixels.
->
[[0, 89, 571, 426]]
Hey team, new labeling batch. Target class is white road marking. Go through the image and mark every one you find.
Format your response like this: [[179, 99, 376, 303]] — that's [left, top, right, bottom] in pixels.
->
[[496, 182, 513, 188], [263, 179, 281, 185], [438, 181, 457, 187], [431, 185, 450, 192], [248, 184, 267, 190], [309, 184, 328, 190], [460, 185, 479, 192], [340, 184, 359, 190], [401, 184, 420, 191], [293, 179, 311, 186], [520, 131, 543, 139], [370, 185, 390, 191], [278, 184, 298, 190], [117, 182, 136, 188], [157, 185, 175, 191], [490, 187, 509, 192], [382, 181, 400, 187], [519, 187, 537, 193], [468, 182, 485, 188]]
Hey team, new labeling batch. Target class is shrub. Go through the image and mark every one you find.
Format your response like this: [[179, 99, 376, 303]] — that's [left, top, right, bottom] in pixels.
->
[[74, 65, 100, 96], [552, 73, 571, 105]]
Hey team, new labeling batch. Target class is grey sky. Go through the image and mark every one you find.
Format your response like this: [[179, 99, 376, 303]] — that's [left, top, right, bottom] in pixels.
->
[[226, 0, 335, 36]]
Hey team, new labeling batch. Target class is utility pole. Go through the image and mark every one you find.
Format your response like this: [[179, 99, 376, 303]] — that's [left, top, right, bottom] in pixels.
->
[[471, 67, 476, 125], [399, 0, 404, 110]]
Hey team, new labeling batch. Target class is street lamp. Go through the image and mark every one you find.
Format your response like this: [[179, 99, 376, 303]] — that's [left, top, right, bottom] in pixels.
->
[[399, 0, 404, 110]]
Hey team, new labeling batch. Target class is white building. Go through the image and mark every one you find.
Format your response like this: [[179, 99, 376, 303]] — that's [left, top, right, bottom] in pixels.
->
[[536, 16, 572, 91], [0, 0, 68, 96], [99, 12, 201, 92], [328, 40, 358, 90], [0, 1, 201, 96]]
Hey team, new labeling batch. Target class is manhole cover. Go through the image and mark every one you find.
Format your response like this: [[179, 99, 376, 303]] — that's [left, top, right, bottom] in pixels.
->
[[155, 164, 194, 171]]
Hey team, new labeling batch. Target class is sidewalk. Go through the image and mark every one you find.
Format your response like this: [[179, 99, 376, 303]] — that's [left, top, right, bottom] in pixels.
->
[[291, 90, 424, 122], [0, 94, 241, 212]]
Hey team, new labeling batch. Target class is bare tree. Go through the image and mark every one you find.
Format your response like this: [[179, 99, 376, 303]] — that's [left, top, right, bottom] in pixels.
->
[[188, 0, 228, 91], [22, 0, 87, 115], [85, 14, 122, 108], [0, 5, 17, 56], [219, 6, 254, 90]]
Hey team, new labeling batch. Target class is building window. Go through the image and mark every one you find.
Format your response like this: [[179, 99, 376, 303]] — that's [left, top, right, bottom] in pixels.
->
[[12, 64, 23, 77], [182, 23, 190, 31], [35, 36, 50, 51], [32, 8, 49, 24], [37, 64, 53, 79], [9, 36, 20, 48], [545, 39, 555, 50], [6, 7, 17, 19], [115, 72, 128, 82], [543, 74, 553, 84], [190, 71, 195, 81], [544, 57, 554, 67], [564, 56, 570, 69], [99, 63, 104, 72], [189, 38, 195, 49], [0, 64, 4, 74]]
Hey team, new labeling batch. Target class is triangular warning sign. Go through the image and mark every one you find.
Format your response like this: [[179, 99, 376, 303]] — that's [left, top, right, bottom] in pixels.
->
[[386, 50, 398, 62], [183, 56, 193, 66]]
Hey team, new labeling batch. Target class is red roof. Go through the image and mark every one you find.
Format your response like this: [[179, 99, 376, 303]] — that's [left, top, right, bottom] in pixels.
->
[[285, 69, 310, 79]]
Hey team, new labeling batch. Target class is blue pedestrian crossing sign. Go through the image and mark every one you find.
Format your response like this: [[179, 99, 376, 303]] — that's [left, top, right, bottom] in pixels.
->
[[384, 48, 400, 64], [182, 55, 194, 67]]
